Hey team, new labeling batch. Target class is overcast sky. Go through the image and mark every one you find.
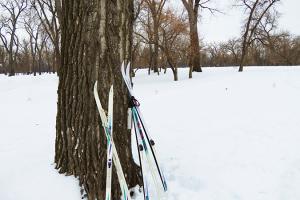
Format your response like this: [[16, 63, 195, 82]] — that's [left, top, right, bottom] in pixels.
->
[[170, 0, 300, 43]]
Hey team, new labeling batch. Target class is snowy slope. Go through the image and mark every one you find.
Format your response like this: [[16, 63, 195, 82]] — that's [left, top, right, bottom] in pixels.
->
[[1, 66, 300, 200]]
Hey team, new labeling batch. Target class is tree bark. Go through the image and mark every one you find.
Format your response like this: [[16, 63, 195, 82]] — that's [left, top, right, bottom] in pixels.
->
[[55, 0, 140, 199], [189, 14, 202, 74], [8, 26, 16, 76], [181, 0, 202, 78], [239, 48, 246, 72], [170, 63, 178, 81]]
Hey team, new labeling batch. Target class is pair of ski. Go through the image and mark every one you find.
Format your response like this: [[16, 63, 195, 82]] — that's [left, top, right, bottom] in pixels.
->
[[93, 62, 167, 200], [93, 82, 131, 200], [121, 62, 168, 200]]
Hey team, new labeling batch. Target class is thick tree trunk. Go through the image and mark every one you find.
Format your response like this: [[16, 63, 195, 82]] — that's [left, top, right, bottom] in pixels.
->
[[239, 54, 245, 72], [8, 54, 14, 76], [55, 0, 140, 199], [239, 41, 247, 72], [182, 0, 202, 78], [30, 38, 36, 76], [173, 67, 178, 81], [189, 15, 202, 74], [8, 28, 16, 76], [148, 43, 153, 74], [8, 46, 14, 76], [239, 32, 248, 72], [38, 53, 42, 75]]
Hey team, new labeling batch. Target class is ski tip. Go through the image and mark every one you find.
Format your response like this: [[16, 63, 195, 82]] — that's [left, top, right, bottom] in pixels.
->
[[94, 81, 98, 92], [121, 61, 125, 71], [109, 85, 114, 102], [126, 62, 130, 75]]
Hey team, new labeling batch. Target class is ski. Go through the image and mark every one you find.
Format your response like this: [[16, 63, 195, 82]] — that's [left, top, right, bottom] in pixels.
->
[[121, 62, 168, 193], [94, 82, 132, 200], [133, 106, 168, 192], [132, 108, 162, 199], [132, 110, 150, 200], [105, 85, 113, 200]]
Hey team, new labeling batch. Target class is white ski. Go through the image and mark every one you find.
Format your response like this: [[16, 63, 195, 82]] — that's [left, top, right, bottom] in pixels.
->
[[132, 108, 161, 200], [105, 85, 113, 200], [121, 62, 167, 197], [94, 82, 132, 200]]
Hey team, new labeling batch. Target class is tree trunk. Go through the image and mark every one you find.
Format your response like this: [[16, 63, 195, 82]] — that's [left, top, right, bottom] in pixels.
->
[[189, 14, 202, 74], [166, 58, 178, 81], [8, 44, 14, 76], [8, 27, 16, 76], [173, 67, 178, 81], [54, 43, 61, 72], [239, 43, 247, 72], [8, 53, 14, 76], [239, 55, 245, 72], [183, 3, 202, 79], [38, 53, 42, 75], [55, 0, 140, 199], [153, 20, 159, 74], [149, 43, 153, 74]]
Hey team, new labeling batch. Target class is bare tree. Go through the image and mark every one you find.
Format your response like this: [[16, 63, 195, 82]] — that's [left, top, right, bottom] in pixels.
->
[[31, 0, 61, 71], [135, 3, 154, 74], [0, 0, 27, 76], [55, 0, 140, 199], [24, 7, 39, 75], [207, 42, 220, 66], [253, 10, 294, 65], [36, 27, 48, 74], [144, 0, 167, 74], [237, 0, 280, 72], [223, 38, 241, 65], [265, 32, 296, 65], [159, 9, 189, 81], [18, 39, 30, 73], [134, 3, 153, 73], [181, 0, 218, 77]]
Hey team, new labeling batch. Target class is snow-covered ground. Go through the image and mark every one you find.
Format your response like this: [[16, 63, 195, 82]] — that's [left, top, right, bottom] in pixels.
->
[[1, 66, 300, 200]]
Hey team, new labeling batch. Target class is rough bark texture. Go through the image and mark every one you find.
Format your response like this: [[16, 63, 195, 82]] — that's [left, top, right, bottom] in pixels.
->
[[189, 13, 202, 75], [55, 0, 141, 199], [182, 0, 202, 78]]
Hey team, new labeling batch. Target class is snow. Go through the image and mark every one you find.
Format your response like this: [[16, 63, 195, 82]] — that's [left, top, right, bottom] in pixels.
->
[[1, 66, 300, 200], [0, 75, 80, 200]]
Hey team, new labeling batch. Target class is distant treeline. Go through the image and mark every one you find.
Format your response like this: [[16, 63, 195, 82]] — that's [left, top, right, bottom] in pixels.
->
[[1, 31, 299, 75], [134, 32, 300, 69]]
